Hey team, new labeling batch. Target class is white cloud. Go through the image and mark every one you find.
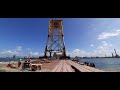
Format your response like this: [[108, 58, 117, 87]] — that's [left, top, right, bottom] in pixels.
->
[[0, 46, 41, 57], [93, 41, 113, 57], [30, 52, 40, 56], [26, 48, 31, 51], [16, 46, 22, 51], [69, 41, 114, 57], [66, 50, 71, 56], [70, 49, 89, 57], [0, 50, 20, 56], [0, 46, 23, 57], [90, 44, 94, 47], [98, 29, 120, 40], [73, 49, 80, 53]]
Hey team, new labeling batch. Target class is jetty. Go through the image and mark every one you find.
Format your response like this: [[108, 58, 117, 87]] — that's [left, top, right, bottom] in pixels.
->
[[0, 59, 105, 72], [51, 60, 104, 72]]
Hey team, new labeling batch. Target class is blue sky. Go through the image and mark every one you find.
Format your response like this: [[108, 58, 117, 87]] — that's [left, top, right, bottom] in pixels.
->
[[0, 18, 120, 57]]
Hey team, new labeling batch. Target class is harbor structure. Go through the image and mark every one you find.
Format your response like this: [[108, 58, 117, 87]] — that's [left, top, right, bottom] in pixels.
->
[[114, 49, 120, 58], [44, 19, 67, 59]]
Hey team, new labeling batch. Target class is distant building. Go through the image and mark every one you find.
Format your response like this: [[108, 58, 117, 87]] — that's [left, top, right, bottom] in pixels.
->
[[112, 53, 114, 57], [114, 49, 120, 58]]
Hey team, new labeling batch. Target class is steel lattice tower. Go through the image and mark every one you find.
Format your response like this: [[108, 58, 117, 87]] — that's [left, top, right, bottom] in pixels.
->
[[44, 19, 66, 58]]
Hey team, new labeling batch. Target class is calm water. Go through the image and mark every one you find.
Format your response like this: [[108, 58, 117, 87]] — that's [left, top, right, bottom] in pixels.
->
[[80, 58, 120, 69]]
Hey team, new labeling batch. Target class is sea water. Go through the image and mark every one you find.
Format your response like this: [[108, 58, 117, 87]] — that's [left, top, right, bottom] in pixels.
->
[[80, 58, 120, 69]]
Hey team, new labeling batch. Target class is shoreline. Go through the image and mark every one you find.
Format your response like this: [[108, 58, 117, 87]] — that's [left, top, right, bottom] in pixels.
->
[[101, 69, 120, 72], [1, 60, 120, 72]]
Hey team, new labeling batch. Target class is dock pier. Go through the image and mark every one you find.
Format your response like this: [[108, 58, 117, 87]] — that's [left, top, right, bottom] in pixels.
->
[[51, 60, 104, 72]]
